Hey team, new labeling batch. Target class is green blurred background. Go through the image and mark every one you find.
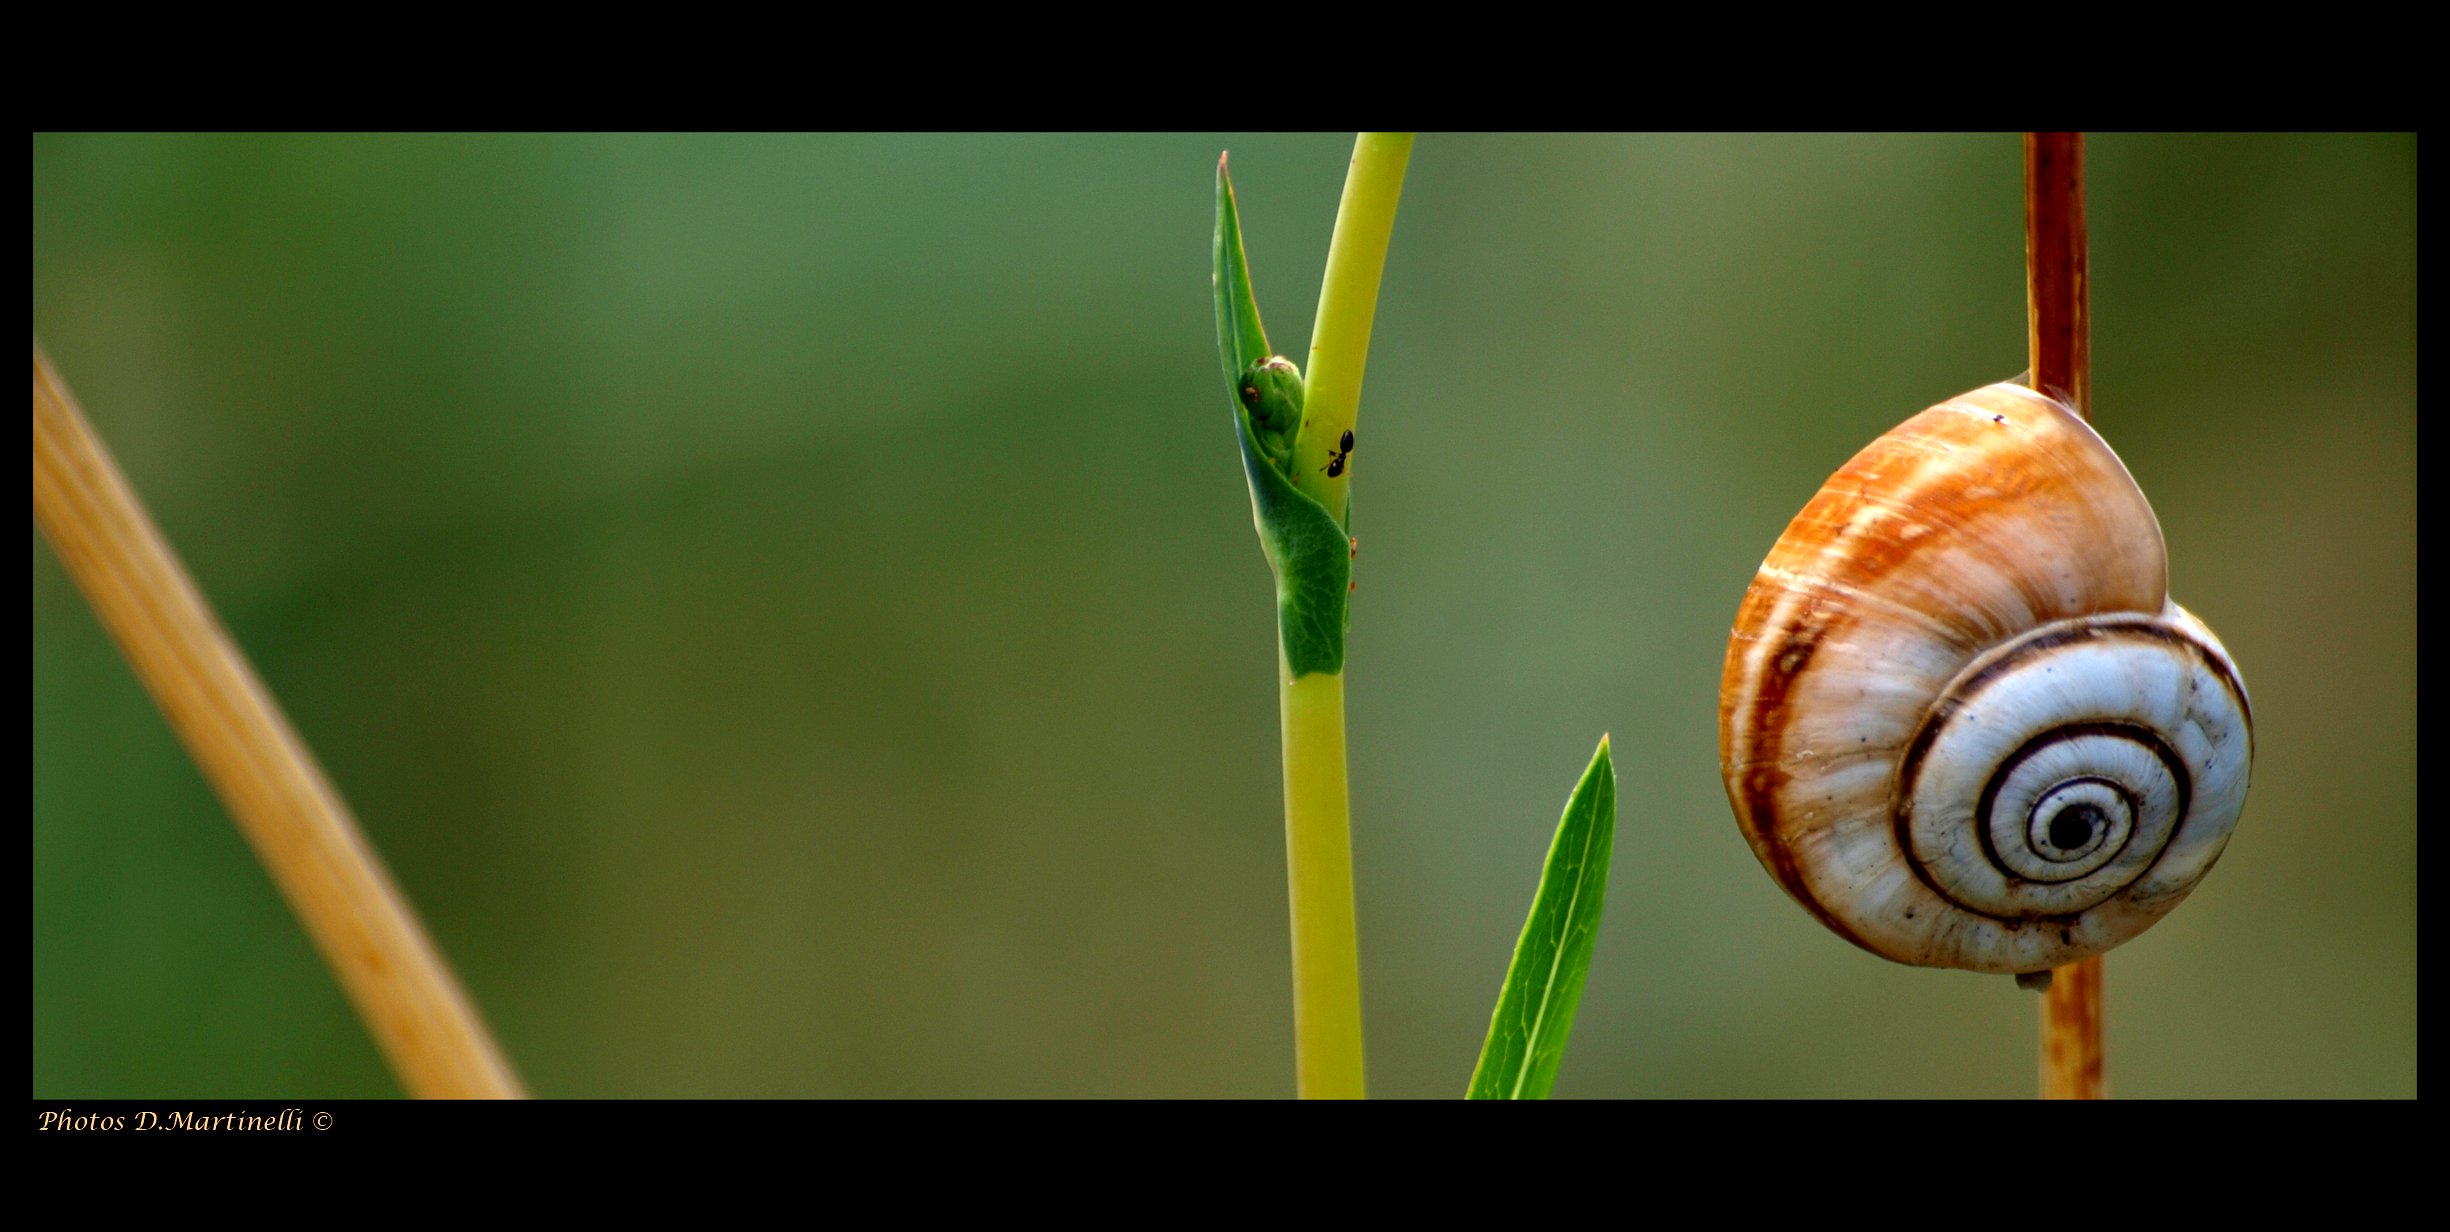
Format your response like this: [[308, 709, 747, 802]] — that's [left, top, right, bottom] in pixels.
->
[[33, 134, 2414, 1098]]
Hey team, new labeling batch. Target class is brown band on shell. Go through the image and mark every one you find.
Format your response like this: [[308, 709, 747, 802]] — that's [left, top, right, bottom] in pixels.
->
[[1730, 610, 1878, 954], [1767, 387, 2157, 649]]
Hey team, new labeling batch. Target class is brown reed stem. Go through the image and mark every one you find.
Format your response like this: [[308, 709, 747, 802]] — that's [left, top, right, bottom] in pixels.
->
[[2026, 133, 2090, 418], [33, 345, 526, 1099], [2025, 131, 2103, 1100]]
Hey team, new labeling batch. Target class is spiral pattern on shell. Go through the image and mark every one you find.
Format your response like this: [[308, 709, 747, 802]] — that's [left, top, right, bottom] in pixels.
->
[[1719, 381, 2252, 975]]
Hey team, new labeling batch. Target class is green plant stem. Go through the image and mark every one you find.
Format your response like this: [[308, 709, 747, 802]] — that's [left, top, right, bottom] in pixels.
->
[[1293, 132, 1414, 523], [1278, 132, 1411, 1099], [1281, 668, 1363, 1098]]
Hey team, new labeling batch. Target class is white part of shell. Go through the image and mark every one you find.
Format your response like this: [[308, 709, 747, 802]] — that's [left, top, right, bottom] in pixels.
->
[[1887, 608, 2253, 971]]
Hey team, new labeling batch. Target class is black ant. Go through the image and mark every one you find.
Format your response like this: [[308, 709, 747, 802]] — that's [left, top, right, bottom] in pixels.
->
[[1321, 428, 1354, 478]]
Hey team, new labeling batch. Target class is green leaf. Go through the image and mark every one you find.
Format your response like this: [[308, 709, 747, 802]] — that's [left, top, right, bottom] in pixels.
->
[[1468, 735, 1618, 1100], [1213, 153, 1274, 388], [1215, 154, 1348, 678]]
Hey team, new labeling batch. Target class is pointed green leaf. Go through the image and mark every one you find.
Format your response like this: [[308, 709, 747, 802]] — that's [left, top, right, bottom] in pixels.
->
[[1468, 735, 1618, 1099], [1215, 153, 1348, 678], [1213, 153, 1273, 385]]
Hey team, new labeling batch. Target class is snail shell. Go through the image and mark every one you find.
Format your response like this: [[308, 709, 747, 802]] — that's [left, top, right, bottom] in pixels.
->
[[1718, 381, 2252, 975]]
